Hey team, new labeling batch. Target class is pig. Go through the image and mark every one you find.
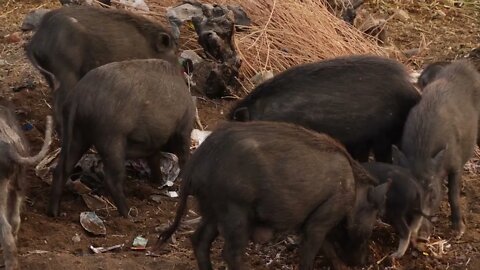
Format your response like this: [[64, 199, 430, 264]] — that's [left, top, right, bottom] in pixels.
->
[[362, 162, 428, 258], [154, 121, 390, 270], [0, 99, 53, 270], [26, 6, 177, 130], [229, 55, 421, 163], [394, 60, 480, 239], [416, 61, 450, 90], [48, 59, 195, 218]]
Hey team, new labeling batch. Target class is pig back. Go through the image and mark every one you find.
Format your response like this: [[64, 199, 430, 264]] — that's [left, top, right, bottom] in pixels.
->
[[184, 121, 357, 229], [65, 59, 193, 147], [230, 55, 420, 145]]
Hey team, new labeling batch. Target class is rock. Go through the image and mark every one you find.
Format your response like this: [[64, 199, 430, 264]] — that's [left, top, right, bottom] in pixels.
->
[[393, 9, 410, 22]]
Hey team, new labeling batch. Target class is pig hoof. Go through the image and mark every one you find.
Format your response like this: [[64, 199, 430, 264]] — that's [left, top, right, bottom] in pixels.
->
[[452, 222, 466, 239]]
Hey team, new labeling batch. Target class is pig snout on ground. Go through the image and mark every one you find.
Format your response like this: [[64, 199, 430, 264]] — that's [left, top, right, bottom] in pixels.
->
[[362, 161, 428, 258], [228, 55, 420, 163], [26, 5, 177, 131], [396, 60, 480, 239], [0, 100, 53, 270], [154, 121, 389, 270], [48, 59, 195, 218]]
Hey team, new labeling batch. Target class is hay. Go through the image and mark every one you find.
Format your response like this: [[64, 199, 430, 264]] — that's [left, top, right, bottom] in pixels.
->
[[228, 0, 387, 81], [145, 0, 388, 86]]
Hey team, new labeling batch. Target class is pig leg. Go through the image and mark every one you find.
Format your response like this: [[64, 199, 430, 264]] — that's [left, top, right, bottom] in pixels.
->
[[447, 171, 465, 238], [0, 180, 19, 270], [147, 153, 163, 184], [409, 215, 423, 246], [98, 139, 129, 217], [390, 216, 410, 258], [322, 240, 349, 270], [220, 205, 249, 270], [191, 218, 219, 270], [49, 136, 89, 217], [6, 188, 23, 240], [300, 199, 344, 270], [166, 132, 191, 169]]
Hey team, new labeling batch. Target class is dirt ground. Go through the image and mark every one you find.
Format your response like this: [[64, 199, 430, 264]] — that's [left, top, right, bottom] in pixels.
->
[[0, 0, 480, 269]]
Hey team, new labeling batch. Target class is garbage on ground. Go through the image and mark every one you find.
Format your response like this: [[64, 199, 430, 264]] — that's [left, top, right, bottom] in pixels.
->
[[166, 1, 251, 40], [72, 233, 81, 243], [131, 235, 148, 251], [89, 244, 124, 254], [24, 250, 49, 256], [118, 0, 149, 11], [150, 194, 163, 203], [35, 147, 61, 183], [251, 70, 274, 87], [80, 211, 107, 236], [167, 1, 243, 99], [21, 9, 50, 31], [191, 129, 212, 149]]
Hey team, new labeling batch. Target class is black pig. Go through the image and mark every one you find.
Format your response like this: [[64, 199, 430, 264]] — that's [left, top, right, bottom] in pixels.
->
[[154, 121, 389, 270], [229, 55, 421, 163], [362, 162, 427, 258], [395, 60, 480, 239], [26, 6, 177, 129], [48, 59, 195, 218], [0, 100, 53, 270]]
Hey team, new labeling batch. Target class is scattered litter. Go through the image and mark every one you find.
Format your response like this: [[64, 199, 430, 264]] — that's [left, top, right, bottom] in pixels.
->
[[24, 250, 49, 256], [159, 152, 180, 184], [150, 194, 163, 203], [161, 190, 179, 198], [21, 8, 50, 31], [160, 180, 175, 189], [80, 211, 106, 236], [35, 148, 61, 183], [89, 244, 124, 254], [72, 233, 81, 243], [131, 236, 148, 251], [181, 50, 204, 66], [191, 129, 212, 148], [409, 71, 421, 84], [426, 239, 450, 258], [118, 0, 149, 11], [81, 193, 116, 212], [250, 70, 274, 87], [168, 191, 179, 198], [22, 122, 34, 131], [166, 2, 251, 40]]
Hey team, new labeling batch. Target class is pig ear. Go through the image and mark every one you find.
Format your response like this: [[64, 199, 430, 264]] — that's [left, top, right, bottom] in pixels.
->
[[432, 146, 447, 172], [392, 145, 409, 168], [367, 180, 391, 209], [231, 107, 249, 121], [156, 33, 173, 52]]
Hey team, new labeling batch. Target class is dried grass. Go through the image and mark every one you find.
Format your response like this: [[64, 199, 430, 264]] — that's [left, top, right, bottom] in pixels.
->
[[144, 0, 389, 85]]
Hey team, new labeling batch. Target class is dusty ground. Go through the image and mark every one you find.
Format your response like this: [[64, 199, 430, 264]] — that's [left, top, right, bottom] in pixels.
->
[[0, 0, 479, 269]]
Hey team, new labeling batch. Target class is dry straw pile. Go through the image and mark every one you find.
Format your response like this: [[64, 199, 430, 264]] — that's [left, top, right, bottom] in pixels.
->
[[127, 0, 388, 82]]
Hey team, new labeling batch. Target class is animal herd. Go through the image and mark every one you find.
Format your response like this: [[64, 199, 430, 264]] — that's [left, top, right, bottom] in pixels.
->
[[1, 4, 479, 270]]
